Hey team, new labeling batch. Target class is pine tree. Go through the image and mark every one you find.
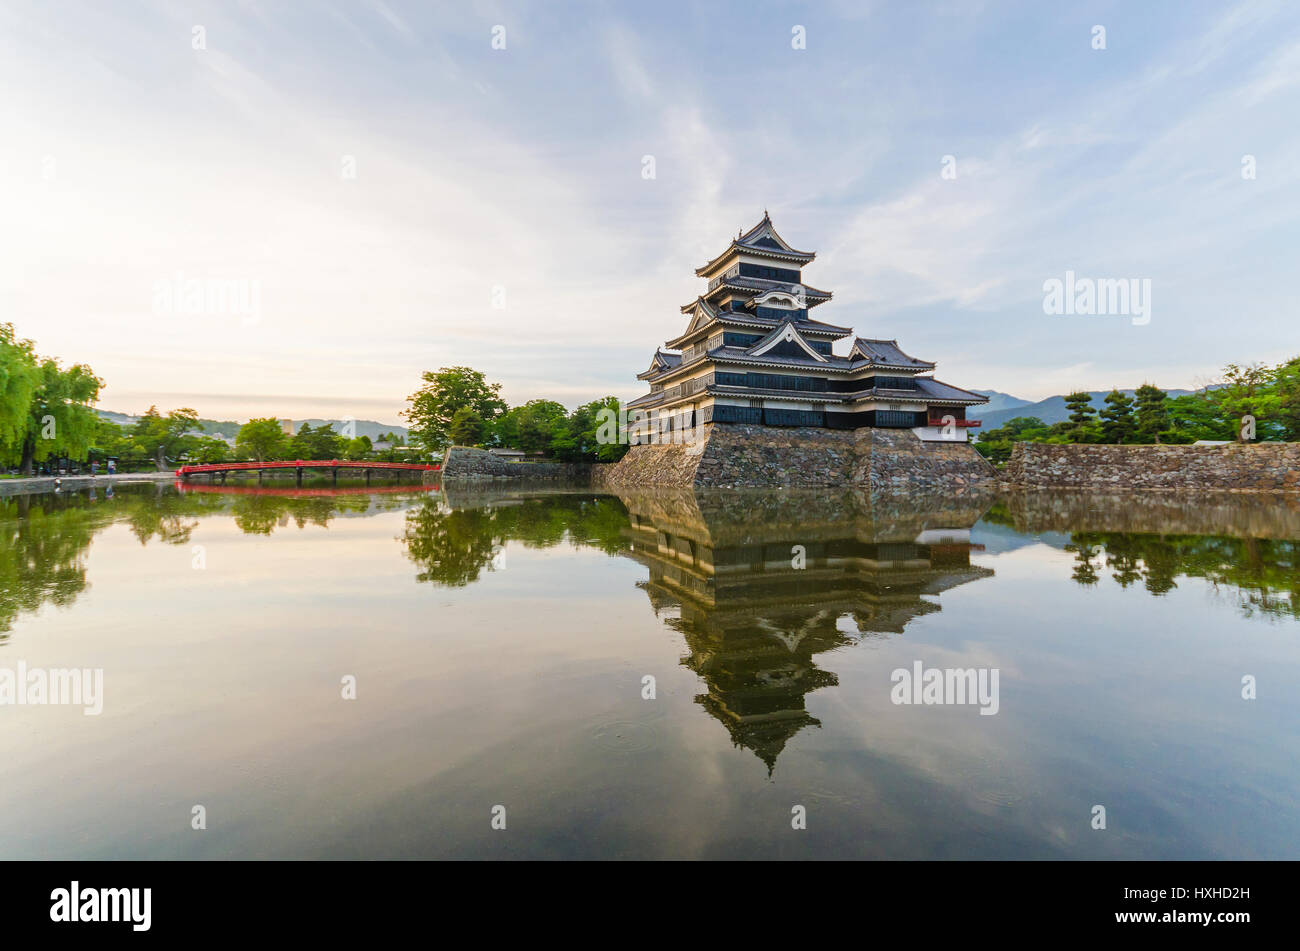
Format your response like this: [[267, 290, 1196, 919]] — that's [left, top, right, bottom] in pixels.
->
[[1063, 391, 1097, 441], [1099, 389, 1136, 444], [1133, 383, 1169, 442]]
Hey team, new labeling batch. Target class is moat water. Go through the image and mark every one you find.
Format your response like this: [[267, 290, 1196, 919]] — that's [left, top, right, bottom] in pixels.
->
[[2, 480, 1298, 858]]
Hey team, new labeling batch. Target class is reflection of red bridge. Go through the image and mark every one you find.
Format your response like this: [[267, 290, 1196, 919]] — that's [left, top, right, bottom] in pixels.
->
[[175, 460, 439, 485], [175, 481, 436, 497]]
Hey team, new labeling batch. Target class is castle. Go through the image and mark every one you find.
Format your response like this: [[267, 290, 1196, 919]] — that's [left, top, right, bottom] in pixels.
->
[[626, 214, 988, 441]]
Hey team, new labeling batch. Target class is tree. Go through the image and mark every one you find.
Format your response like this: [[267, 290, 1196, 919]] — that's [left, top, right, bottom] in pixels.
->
[[448, 408, 486, 446], [189, 437, 232, 464], [1165, 390, 1231, 443], [236, 418, 288, 462], [1272, 356, 1300, 441], [549, 405, 589, 462], [510, 400, 568, 454], [343, 435, 372, 460], [973, 416, 1052, 464], [1099, 389, 1136, 444], [131, 406, 200, 469], [554, 396, 628, 462], [1215, 362, 1278, 442], [289, 423, 344, 460], [404, 367, 506, 451], [1133, 383, 1169, 443], [1063, 391, 1098, 441], [0, 323, 40, 467], [15, 357, 104, 474], [489, 408, 520, 449]]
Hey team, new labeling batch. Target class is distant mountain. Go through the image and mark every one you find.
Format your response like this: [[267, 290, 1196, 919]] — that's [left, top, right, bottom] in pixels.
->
[[969, 389, 1033, 416], [974, 389, 1201, 432], [97, 410, 408, 442], [97, 410, 138, 427]]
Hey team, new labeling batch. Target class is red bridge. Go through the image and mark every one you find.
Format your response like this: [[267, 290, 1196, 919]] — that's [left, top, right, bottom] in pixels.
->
[[176, 460, 439, 485]]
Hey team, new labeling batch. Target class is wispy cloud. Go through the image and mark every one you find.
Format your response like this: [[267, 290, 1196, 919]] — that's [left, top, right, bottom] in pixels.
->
[[2, 0, 1297, 416]]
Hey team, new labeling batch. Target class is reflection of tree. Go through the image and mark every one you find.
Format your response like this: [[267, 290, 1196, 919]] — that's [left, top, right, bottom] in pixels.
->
[[1103, 535, 1144, 589], [229, 494, 374, 534], [400, 494, 630, 586], [402, 504, 501, 587], [1065, 539, 1101, 587], [985, 497, 1300, 618], [1, 485, 433, 638], [1066, 531, 1300, 619], [0, 494, 109, 641], [122, 489, 218, 545]]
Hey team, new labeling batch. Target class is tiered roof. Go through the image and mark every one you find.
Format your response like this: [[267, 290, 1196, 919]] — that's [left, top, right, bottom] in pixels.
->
[[848, 338, 936, 370], [632, 214, 989, 416], [695, 212, 816, 276], [636, 349, 682, 380]]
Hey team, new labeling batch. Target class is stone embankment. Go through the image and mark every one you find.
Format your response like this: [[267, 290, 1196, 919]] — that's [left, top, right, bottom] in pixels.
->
[[1004, 443, 1300, 492], [440, 446, 592, 483], [0, 470, 175, 497], [593, 424, 996, 490]]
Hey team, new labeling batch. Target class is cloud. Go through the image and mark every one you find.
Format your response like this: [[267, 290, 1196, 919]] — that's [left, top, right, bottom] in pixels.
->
[[3, 0, 1298, 418]]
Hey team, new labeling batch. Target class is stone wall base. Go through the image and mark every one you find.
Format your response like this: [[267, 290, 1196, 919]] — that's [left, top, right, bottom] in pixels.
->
[[593, 423, 996, 490], [1005, 442, 1300, 492], [441, 446, 592, 482]]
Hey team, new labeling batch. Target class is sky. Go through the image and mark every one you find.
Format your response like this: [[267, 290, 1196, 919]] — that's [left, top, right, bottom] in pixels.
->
[[2, 0, 1298, 424]]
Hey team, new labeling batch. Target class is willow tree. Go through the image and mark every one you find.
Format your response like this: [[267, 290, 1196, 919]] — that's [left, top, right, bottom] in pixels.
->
[[0, 324, 40, 463], [0, 324, 103, 474]]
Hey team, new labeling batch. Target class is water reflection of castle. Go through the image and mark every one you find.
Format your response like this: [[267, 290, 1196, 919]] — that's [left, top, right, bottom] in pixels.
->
[[617, 490, 995, 772]]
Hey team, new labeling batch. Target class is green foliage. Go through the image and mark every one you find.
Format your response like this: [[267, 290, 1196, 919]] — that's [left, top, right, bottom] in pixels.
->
[[1133, 384, 1169, 442], [973, 359, 1300, 457], [1099, 389, 1136, 444], [1216, 362, 1279, 442], [1273, 356, 1300, 441], [16, 350, 104, 473], [1164, 392, 1231, 442], [973, 416, 1052, 464], [544, 398, 628, 463], [1058, 391, 1102, 443], [131, 406, 200, 468], [0, 324, 41, 464], [1064, 391, 1096, 428], [448, 407, 486, 446], [189, 437, 233, 464], [401, 494, 631, 586], [236, 418, 289, 462], [0, 324, 104, 472], [575, 396, 630, 463], [403, 364, 630, 463], [1066, 531, 1300, 620], [343, 435, 372, 460], [289, 423, 344, 460], [404, 366, 506, 451], [513, 400, 569, 454]]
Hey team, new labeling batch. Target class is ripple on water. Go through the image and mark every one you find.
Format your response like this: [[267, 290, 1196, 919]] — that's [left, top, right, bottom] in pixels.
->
[[589, 714, 665, 754], [954, 756, 1030, 808]]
